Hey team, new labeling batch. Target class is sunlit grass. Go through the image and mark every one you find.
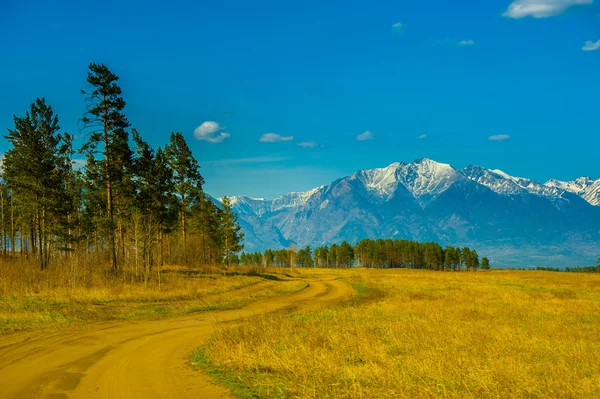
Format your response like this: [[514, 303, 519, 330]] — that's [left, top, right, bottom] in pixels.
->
[[199, 269, 600, 398], [0, 262, 307, 334]]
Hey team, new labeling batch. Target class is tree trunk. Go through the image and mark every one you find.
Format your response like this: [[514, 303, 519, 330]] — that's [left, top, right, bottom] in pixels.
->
[[37, 207, 44, 270], [225, 234, 229, 267], [118, 217, 125, 267], [180, 195, 186, 262]]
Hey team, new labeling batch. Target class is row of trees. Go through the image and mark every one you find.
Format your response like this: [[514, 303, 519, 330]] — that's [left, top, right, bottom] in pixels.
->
[[240, 238, 489, 271], [2, 63, 244, 273]]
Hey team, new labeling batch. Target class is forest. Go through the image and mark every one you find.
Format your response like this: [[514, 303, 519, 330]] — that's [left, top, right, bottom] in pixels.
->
[[240, 238, 488, 271], [2, 63, 489, 278], [1, 63, 244, 279]]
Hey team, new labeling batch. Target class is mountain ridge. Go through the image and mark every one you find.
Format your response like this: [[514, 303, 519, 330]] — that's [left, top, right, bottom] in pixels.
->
[[217, 158, 600, 267]]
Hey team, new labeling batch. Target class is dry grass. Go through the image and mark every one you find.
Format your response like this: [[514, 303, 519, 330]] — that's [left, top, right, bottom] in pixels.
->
[[0, 256, 307, 334], [200, 269, 600, 398]]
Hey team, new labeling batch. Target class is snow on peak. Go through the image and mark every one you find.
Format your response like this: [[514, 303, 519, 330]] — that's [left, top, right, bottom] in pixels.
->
[[353, 158, 459, 200], [463, 166, 562, 198], [583, 181, 600, 206], [226, 160, 600, 219], [490, 169, 512, 179], [463, 166, 525, 195], [546, 177, 600, 206], [228, 196, 272, 216], [398, 158, 459, 197], [545, 177, 594, 195], [353, 162, 405, 199], [271, 185, 326, 211]]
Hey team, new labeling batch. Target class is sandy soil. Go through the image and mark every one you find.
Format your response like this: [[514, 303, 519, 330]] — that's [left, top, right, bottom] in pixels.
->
[[0, 275, 353, 398]]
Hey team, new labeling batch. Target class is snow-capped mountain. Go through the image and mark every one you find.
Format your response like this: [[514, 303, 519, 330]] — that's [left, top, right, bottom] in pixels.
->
[[546, 177, 600, 206], [220, 158, 600, 267]]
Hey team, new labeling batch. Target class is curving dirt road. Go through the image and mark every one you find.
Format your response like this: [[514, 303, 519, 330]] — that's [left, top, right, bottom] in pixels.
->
[[0, 276, 353, 399]]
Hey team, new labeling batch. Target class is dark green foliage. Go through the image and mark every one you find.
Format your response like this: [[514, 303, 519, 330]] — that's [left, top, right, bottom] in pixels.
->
[[243, 237, 483, 271], [542, 266, 599, 273], [481, 257, 491, 270], [80, 63, 133, 273], [296, 246, 314, 267], [164, 132, 205, 257], [1, 63, 244, 272], [220, 196, 244, 266], [3, 98, 74, 269], [461, 247, 480, 271]]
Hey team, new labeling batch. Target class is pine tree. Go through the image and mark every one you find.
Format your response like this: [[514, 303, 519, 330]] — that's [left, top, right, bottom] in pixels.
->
[[481, 257, 490, 270], [80, 63, 132, 273], [131, 130, 177, 275], [3, 98, 73, 269], [164, 132, 204, 261], [338, 241, 355, 267], [190, 196, 222, 264], [297, 246, 314, 267], [219, 196, 244, 266]]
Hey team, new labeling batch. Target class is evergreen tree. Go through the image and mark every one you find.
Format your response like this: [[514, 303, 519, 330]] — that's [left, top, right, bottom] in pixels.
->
[[164, 132, 204, 260], [481, 257, 490, 270], [220, 196, 244, 266], [338, 241, 354, 267], [3, 98, 73, 269], [80, 63, 132, 273], [258, 239, 484, 272], [297, 246, 314, 267], [131, 130, 177, 274], [190, 196, 222, 264]]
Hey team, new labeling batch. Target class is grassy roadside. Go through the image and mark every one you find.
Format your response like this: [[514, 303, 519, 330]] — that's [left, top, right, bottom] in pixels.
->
[[0, 267, 307, 334], [192, 271, 370, 399], [195, 269, 600, 399]]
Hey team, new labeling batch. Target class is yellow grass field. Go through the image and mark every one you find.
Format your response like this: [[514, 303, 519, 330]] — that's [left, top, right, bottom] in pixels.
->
[[0, 260, 306, 334], [199, 269, 600, 398]]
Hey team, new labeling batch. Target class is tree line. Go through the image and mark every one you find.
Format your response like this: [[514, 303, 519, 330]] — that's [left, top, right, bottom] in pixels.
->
[[1, 63, 244, 275], [240, 238, 489, 271], [536, 265, 600, 273]]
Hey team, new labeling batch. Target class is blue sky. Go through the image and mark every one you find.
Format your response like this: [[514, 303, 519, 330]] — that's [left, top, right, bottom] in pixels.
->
[[1, 0, 599, 199]]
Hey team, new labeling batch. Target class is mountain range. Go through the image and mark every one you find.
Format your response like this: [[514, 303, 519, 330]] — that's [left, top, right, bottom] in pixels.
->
[[217, 158, 600, 267]]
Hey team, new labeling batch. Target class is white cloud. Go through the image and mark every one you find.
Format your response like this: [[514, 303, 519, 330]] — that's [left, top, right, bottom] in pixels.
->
[[582, 40, 600, 51], [417, 134, 427, 139], [502, 0, 592, 19], [205, 133, 230, 143], [259, 133, 294, 143], [431, 38, 476, 47], [195, 121, 219, 136], [297, 141, 318, 148], [392, 21, 403, 30], [356, 131, 374, 141], [194, 121, 230, 143], [489, 134, 512, 141]]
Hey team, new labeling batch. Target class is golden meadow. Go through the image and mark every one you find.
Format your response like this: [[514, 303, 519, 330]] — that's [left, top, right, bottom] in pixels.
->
[[199, 269, 600, 399], [0, 257, 306, 333]]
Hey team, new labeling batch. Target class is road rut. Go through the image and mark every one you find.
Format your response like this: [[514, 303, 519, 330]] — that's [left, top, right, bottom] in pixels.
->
[[0, 276, 353, 398]]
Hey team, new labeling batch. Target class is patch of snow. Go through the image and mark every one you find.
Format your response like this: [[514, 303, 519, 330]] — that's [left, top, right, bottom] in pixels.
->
[[545, 177, 600, 206], [466, 167, 562, 198]]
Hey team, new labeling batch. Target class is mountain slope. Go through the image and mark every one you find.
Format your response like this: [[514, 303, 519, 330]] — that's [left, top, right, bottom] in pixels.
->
[[221, 158, 600, 267], [546, 177, 600, 206]]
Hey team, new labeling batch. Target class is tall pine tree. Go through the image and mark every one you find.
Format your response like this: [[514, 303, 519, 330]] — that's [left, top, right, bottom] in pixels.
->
[[164, 132, 204, 261], [219, 196, 244, 266], [3, 98, 73, 269], [80, 63, 132, 273]]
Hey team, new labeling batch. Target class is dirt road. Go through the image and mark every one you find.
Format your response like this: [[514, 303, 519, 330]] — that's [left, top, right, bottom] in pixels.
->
[[0, 276, 353, 399]]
